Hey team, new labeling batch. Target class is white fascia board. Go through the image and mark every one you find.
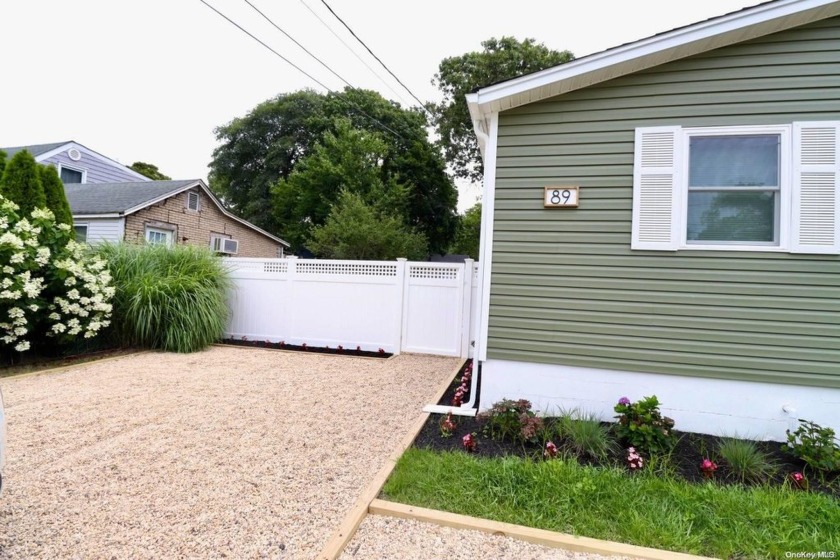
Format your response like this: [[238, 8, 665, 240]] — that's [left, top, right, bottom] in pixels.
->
[[35, 141, 151, 182], [469, 0, 840, 119], [72, 213, 122, 219], [123, 180, 204, 215], [474, 113, 499, 363]]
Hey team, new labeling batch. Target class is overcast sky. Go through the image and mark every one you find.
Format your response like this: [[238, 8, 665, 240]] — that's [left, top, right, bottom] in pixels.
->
[[1, 0, 756, 211]]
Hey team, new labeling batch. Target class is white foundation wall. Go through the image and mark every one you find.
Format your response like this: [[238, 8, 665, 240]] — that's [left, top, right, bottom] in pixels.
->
[[479, 359, 840, 442]]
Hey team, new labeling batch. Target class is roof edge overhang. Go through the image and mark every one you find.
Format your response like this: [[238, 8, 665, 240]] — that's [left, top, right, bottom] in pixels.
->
[[467, 0, 840, 145]]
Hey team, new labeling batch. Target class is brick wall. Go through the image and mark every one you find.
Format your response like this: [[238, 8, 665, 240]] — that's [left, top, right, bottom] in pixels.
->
[[123, 189, 284, 258]]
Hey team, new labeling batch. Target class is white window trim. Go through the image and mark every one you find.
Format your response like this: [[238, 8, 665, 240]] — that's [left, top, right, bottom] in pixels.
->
[[57, 163, 87, 184], [145, 226, 174, 246], [678, 124, 792, 252]]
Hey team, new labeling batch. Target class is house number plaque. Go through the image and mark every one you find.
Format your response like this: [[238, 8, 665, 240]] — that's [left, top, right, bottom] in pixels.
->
[[544, 186, 579, 208]]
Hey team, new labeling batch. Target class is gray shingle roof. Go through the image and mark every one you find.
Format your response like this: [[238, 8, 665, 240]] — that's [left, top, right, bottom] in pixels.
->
[[65, 180, 199, 215], [0, 141, 73, 159]]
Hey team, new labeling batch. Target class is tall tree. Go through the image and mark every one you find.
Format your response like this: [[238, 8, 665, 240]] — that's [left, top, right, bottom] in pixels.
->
[[0, 150, 45, 217], [40, 165, 73, 225], [308, 190, 428, 260], [130, 162, 171, 181], [209, 87, 458, 254], [272, 120, 407, 251], [0, 150, 6, 178], [449, 202, 482, 260], [430, 37, 574, 183]]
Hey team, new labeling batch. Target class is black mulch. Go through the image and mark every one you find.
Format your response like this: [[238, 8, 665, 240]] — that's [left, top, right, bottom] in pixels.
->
[[416, 365, 839, 500], [220, 338, 393, 358]]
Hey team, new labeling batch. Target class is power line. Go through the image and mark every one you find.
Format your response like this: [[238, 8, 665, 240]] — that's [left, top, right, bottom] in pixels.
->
[[297, 0, 411, 107], [318, 0, 428, 111], [243, 0, 353, 89], [198, 0, 405, 140], [198, 0, 331, 91]]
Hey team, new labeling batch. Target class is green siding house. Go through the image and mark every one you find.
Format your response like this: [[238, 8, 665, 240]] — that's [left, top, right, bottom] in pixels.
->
[[466, 0, 840, 440]]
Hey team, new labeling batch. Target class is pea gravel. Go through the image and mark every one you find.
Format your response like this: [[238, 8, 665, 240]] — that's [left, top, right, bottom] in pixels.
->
[[0, 346, 459, 559], [340, 515, 628, 560]]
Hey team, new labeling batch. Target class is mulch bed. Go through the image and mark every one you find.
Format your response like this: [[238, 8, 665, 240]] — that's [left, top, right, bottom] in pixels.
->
[[221, 338, 393, 358], [0, 347, 137, 377], [416, 362, 839, 500]]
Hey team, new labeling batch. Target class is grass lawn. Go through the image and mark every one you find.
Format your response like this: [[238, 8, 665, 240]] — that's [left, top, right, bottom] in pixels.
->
[[383, 448, 840, 560]]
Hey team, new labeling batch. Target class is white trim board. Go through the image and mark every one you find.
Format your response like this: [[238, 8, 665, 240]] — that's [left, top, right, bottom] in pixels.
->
[[467, 0, 840, 121], [480, 358, 840, 441]]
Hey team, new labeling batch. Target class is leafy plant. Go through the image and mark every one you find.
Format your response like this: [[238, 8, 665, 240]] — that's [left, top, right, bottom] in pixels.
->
[[439, 413, 456, 438], [477, 399, 544, 443], [613, 395, 676, 454], [718, 438, 777, 484], [555, 410, 618, 462], [94, 243, 230, 353], [784, 419, 840, 473], [462, 432, 478, 453]]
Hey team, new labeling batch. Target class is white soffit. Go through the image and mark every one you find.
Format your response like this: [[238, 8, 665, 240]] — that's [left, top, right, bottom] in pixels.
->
[[469, 0, 840, 120]]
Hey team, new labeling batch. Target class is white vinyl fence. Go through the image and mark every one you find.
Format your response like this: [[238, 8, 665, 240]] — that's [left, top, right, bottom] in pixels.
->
[[224, 257, 479, 358]]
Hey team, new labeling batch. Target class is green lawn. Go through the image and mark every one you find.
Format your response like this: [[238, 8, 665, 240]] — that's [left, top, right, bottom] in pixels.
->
[[383, 448, 840, 559]]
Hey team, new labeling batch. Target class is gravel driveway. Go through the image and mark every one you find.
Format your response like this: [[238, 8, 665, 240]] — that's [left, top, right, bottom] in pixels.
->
[[0, 346, 459, 559]]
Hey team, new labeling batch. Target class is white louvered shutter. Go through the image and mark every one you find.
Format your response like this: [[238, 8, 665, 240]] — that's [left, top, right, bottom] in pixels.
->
[[631, 126, 681, 250], [792, 122, 840, 254]]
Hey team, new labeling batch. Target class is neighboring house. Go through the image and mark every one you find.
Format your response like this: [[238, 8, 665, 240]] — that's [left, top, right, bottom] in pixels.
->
[[1, 141, 149, 184], [0, 141, 290, 258], [66, 180, 289, 258], [466, 0, 840, 440]]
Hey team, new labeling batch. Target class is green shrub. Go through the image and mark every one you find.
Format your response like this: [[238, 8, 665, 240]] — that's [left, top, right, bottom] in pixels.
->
[[556, 410, 618, 462], [95, 243, 231, 353], [784, 419, 840, 474], [613, 395, 676, 454], [477, 399, 544, 443], [717, 437, 777, 484]]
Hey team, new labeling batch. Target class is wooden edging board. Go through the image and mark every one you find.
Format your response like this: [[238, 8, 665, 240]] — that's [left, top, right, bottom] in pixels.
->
[[0, 350, 149, 381], [315, 358, 466, 560], [368, 499, 716, 560]]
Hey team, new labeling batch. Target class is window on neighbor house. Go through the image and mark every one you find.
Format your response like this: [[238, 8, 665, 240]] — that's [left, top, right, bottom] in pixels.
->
[[631, 122, 839, 254], [145, 227, 174, 246], [60, 166, 84, 184], [74, 224, 88, 243], [187, 191, 200, 211]]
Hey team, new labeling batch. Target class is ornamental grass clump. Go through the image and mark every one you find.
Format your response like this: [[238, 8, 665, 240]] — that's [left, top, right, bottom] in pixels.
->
[[95, 243, 230, 353], [717, 437, 777, 484], [555, 410, 618, 462], [0, 196, 113, 358]]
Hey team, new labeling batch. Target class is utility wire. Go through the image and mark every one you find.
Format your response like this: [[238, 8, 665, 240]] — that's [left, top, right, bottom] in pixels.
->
[[297, 0, 411, 106], [198, 0, 330, 91], [243, 0, 353, 89], [198, 0, 405, 140], [318, 0, 429, 111]]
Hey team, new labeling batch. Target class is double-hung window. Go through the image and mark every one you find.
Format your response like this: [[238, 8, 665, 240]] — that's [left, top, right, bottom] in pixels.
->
[[145, 227, 174, 246], [632, 122, 840, 254]]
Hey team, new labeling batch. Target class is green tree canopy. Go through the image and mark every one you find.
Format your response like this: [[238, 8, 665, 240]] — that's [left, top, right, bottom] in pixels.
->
[[130, 161, 171, 181], [0, 150, 6, 178], [209, 87, 458, 254], [40, 165, 73, 226], [272, 119, 408, 251], [449, 202, 482, 260], [429, 37, 574, 183], [0, 150, 45, 217], [308, 190, 428, 260]]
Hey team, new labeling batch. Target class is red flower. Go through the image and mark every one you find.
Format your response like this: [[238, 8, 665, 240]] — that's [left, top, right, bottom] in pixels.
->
[[700, 458, 718, 479], [378, 348, 385, 355], [462, 433, 478, 452], [544, 441, 558, 459]]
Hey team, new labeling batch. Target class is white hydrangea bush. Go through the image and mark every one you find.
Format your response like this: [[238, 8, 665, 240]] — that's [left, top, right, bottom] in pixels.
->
[[0, 195, 114, 353]]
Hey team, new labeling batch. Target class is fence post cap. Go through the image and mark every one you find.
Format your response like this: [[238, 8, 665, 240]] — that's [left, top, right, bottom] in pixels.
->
[[396, 258, 408, 262]]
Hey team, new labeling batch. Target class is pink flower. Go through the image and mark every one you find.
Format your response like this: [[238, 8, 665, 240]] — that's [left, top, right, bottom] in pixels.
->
[[544, 441, 558, 459], [462, 433, 478, 452], [700, 458, 718, 478], [626, 447, 644, 470], [789, 472, 808, 490]]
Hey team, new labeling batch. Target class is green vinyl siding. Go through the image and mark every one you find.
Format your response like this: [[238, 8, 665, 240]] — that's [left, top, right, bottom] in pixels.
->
[[489, 16, 840, 388]]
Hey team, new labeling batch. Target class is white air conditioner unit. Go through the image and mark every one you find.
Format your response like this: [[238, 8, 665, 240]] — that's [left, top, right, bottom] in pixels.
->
[[213, 237, 239, 255]]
